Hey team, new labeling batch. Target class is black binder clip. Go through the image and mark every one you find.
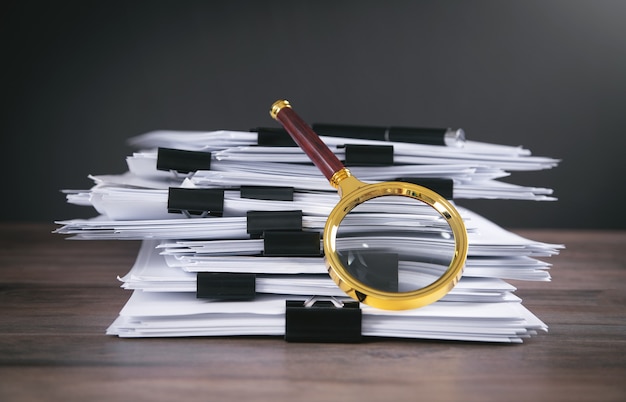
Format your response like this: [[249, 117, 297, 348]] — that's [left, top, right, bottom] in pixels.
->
[[167, 187, 224, 218], [339, 252, 399, 293], [156, 147, 212, 178], [285, 296, 362, 343], [311, 123, 465, 147], [196, 272, 256, 300], [342, 144, 394, 166], [254, 127, 296, 147], [263, 231, 321, 257], [240, 186, 294, 201], [395, 177, 454, 200], [246, 210, 303, 238]]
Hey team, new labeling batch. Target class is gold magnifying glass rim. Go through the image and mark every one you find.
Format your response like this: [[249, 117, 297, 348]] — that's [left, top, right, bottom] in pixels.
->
[[323, 171, 469, 310]]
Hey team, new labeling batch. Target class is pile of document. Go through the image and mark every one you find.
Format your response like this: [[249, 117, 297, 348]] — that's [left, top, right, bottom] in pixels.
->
[[56, 125, 563, 343]]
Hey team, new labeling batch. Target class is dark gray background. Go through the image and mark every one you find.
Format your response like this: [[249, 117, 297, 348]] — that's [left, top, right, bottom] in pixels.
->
[[2, 0, 625, 228]]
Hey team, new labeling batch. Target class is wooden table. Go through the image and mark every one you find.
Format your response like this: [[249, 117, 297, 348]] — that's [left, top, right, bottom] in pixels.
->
[[1, 224, 625, 401]]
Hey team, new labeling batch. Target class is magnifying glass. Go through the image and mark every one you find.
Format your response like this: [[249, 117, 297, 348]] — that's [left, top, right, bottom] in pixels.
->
[[270, 100, 468, 310]]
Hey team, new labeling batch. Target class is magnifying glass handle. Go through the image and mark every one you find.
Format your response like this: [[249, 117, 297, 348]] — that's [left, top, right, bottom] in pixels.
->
[[270, 100, 345, 182]]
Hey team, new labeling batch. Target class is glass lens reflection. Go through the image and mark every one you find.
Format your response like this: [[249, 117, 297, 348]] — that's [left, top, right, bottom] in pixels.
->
[[334, 195, 456, 293]]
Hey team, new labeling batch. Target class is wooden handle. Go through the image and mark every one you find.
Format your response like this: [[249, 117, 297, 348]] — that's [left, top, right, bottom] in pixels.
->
[[270, 100, 345, 181]]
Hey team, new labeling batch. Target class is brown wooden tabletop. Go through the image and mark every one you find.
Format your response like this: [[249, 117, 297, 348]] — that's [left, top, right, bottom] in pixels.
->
[[1, 223, 625, 401]]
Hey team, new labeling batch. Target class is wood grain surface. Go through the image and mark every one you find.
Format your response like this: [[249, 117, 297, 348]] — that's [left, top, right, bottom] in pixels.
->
[[1, 224, 624, 401]]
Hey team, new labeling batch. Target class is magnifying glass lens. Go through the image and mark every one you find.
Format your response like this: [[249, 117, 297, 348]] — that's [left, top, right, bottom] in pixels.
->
[[334, 194, 455, 294], [271, 100, 467, 310]]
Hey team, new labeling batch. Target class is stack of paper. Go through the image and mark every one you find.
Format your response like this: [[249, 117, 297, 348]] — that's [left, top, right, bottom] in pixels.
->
[[56, 126, 563, 343]]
